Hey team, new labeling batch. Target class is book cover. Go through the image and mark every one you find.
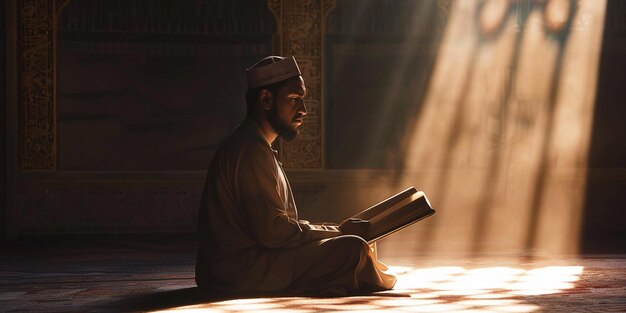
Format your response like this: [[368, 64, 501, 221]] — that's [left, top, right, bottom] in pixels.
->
[[352, 187, 436, 243]]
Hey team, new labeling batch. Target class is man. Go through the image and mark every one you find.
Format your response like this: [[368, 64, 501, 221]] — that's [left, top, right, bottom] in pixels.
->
[[195, 56, 396, 295]]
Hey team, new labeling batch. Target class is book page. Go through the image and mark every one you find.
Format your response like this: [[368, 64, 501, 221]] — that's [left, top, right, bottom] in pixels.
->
[[367, 192, 419, 224], [353, 187, 417, 220], [365, 191, 434, 242]]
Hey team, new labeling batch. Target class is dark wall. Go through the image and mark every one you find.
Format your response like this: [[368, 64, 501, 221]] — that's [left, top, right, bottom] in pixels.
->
[[1, 0, 8, 237], [4, 1, 626, 251], [56, 0, 275, 171], [325, 0, 626, 252], [325, 0, 450, 169], [582, 0, 626, 253], [9, 0, 277, 236]]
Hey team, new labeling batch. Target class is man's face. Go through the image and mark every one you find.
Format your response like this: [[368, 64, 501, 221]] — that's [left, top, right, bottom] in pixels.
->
[[266, 76, 307, 141]]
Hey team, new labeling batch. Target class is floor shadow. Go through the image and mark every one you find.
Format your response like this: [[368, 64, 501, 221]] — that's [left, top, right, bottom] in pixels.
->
[[109, 287, 263, 312], [108, 287, 412, 312]]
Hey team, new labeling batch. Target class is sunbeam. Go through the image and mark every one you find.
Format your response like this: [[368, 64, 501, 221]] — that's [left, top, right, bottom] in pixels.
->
[[377, 0, 608, 258]]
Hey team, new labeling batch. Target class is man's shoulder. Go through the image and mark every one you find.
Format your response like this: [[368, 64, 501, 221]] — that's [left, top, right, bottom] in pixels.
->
[[219, 123, 272, 158]]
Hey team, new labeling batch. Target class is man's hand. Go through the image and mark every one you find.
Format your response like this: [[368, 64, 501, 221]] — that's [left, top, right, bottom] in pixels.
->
[[339, 218, 370, 238]]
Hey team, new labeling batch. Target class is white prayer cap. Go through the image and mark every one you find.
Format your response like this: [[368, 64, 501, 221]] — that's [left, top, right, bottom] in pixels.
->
[[246, 56, 302, 88]]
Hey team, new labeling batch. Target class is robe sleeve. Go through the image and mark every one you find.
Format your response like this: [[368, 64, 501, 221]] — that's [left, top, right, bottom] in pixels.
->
[[237, 143, 339, 249], [299, 220, 341, 232]]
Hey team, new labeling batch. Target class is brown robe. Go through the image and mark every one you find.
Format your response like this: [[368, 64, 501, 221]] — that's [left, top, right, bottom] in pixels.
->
[[195, 118, 396, 293]]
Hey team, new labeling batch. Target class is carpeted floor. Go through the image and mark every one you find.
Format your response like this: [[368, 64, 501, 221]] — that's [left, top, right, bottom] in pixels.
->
[[1, 240, 625, 312]]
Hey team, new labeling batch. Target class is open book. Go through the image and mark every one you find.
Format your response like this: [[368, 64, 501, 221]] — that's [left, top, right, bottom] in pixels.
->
[[352, 187, 435, 243]]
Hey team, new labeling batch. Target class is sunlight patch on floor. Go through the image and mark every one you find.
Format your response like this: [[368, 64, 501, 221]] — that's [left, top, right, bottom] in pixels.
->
[[391, 265, 582, 297], [152, 265, 582, 313]]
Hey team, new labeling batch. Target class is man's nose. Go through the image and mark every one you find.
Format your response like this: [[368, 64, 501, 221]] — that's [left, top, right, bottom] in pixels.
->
[[299, 100, 307, 116]]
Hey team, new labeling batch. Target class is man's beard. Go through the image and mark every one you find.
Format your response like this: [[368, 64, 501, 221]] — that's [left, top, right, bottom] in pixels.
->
[[267, 103, 300, 142]]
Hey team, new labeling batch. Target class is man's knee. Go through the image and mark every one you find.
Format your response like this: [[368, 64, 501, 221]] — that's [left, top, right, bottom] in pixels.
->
[[333, 235, 368, 249], [330, 235, 369, 265]]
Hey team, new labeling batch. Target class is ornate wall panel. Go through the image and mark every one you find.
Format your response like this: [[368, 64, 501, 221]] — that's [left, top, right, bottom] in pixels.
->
[[268, 0, 335, 169], [16, 0, 69, 170]]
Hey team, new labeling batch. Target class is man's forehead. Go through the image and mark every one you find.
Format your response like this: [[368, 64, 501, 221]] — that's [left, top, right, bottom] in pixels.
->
[[294, 85, 306, 95], [285, 77, 307, 95]]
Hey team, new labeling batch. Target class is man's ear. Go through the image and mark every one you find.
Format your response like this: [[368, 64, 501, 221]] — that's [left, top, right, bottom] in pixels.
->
[[258, 89, 272, 111]]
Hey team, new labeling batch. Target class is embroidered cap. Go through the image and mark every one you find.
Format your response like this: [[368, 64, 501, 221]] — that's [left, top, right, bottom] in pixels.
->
[[246, 56, 302, 88]]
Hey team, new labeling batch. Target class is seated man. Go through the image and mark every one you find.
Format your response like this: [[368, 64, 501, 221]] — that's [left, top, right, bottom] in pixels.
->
[[195, 56, 396, 295]]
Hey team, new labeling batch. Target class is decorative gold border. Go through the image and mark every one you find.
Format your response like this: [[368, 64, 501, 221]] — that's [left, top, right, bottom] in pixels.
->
[[16, 0, 67, 170], [268, 0, 335, 169], [16, 0, 70, 170]]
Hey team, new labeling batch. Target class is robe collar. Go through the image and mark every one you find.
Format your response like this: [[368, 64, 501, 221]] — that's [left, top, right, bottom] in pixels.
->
[[242, 117, 283, 165], [242, 117, 274, 149]]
